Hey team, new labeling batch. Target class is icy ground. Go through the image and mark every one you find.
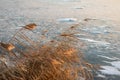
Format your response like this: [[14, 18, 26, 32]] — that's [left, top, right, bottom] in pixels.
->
[[0, 0, 120, 80]]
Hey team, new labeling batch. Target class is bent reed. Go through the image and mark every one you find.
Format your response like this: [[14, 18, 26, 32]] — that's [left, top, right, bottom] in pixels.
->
[[0, 23, 94, 80]]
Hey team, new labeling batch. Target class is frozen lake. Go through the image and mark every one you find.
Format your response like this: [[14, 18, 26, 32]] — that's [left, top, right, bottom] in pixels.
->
[[0, 0, 120, 80]]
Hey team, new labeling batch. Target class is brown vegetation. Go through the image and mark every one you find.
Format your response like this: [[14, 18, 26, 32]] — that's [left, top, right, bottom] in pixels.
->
[[0, 23, 94, 80]]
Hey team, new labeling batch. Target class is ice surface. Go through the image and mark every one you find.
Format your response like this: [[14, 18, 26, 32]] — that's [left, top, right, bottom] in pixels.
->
[[81, 25, 110, 34]]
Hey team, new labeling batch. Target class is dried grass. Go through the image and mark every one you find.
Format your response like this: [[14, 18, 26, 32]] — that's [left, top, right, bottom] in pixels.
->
[[0, 23, 94, 80]]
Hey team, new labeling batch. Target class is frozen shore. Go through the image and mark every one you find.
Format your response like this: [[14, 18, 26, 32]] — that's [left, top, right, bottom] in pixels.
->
[[0, 0, 120, 80]]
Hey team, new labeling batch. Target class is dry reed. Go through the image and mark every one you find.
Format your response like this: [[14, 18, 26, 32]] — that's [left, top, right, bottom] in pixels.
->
[[0, 23, 94, 80]]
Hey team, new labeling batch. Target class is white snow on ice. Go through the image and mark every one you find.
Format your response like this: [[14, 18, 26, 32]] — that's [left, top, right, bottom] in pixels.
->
[[104, 61, 120, 69], [97, 74, 106, 78], [97, 55, 119, 60], [111, 61, 120, 69], [57, 18, 77, 22], [100, 66, 120, 75], [78, 38, 110, 46]]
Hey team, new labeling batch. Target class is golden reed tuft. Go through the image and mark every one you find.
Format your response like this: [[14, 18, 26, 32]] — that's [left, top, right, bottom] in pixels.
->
[[0, 23, 94, 80]]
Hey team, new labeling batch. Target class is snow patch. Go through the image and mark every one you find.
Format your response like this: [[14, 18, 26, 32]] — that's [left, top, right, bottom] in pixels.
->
[[78, 38, 110, 46], [100, 66, 120, 75], [57, 18, 77, 22], [97, 55, 119, 60], [111, 61, 120, 69], [97, 74, 106, 78]]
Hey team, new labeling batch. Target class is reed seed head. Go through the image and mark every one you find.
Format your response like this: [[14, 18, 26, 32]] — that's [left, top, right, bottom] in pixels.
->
[[0, 42, 15, 51], [24, 23, 37, 30]]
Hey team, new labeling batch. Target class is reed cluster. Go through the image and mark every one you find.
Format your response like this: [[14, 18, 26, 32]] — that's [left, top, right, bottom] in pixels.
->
[[0, 23, 94, 80]]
